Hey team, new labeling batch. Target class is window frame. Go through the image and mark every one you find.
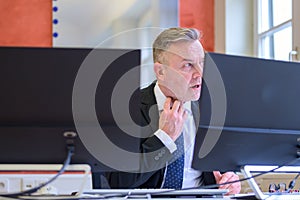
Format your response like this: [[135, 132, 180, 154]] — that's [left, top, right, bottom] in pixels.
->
[[254, 0, 298, 61]]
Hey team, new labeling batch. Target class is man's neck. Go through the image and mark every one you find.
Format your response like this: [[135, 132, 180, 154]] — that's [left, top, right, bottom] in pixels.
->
[[157, 83, 186, 104]]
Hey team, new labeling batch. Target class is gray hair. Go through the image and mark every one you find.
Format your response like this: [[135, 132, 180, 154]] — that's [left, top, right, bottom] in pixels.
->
[[152, 27, 201, 63]]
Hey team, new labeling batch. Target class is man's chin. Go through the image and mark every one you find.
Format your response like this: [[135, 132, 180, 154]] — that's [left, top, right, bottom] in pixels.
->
[[177, 95, 200, 102], [172, 91, 200, 102], [191, 93, 201, 101]]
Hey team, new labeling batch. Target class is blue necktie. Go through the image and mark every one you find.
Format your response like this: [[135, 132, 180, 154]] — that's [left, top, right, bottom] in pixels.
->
[[163, 133, 185, 189]]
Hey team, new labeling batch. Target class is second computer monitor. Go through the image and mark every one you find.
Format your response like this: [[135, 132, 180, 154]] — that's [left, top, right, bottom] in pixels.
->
[[192, 52, 300, 172]]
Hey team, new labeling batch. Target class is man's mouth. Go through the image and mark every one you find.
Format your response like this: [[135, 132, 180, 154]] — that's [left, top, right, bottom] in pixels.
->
[[191, 84, 201, 89]]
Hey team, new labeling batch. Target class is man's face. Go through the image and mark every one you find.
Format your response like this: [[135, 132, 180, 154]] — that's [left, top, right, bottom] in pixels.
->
[[157, 40, 204, 102]]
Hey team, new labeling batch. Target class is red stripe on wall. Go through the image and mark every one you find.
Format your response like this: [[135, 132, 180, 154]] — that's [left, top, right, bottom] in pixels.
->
[[179, 0, 215, 52], [0, 0, 52, 47]]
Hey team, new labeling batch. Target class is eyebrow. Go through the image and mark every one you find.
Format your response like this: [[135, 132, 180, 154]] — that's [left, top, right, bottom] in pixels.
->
[[181, 58, 204, 63], [181, 58, 194, 62]]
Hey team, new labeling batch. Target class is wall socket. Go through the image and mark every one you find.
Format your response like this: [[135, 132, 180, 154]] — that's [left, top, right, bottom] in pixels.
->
[[22, 178, 36, 191], [0, 178, 9, 193]]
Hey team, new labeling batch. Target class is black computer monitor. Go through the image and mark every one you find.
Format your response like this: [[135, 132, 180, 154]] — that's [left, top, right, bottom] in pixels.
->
[[192, 52, 300, 172], [0, 46, 141, 174]]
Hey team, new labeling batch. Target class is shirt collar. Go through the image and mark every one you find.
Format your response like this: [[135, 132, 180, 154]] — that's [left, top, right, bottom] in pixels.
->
[[154, 82, 192, 114]]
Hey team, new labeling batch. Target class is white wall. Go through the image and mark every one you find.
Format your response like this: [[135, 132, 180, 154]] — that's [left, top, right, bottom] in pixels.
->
[[215, 0, 254, 57], [52, 0, 179, 87]]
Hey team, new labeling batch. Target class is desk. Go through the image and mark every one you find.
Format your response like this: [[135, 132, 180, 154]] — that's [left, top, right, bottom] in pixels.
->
[[82, 188, 228, 199], [11, 193, 300, 199]]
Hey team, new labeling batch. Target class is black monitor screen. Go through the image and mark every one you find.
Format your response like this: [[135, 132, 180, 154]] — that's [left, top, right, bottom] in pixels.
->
[[192, 52, 300, 172], [0, 47, 141, 173]]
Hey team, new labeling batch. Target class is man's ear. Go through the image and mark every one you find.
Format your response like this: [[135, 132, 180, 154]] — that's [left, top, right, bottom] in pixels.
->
[[154, 62, 165, 80]]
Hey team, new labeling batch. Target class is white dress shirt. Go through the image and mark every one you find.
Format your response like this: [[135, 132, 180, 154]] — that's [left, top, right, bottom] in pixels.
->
[[153, 83, 202, 188]]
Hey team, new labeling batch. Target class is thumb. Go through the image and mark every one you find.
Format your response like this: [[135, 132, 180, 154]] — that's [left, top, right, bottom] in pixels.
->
[[213, 171, 222, 182]]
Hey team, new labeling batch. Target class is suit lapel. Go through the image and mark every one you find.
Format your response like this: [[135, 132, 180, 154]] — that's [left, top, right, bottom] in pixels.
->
[[140, 82, 159, 133], [191, 100, 200, 131]]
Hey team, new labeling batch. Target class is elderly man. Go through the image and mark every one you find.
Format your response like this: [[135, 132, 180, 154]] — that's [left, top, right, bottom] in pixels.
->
[[107, 27, 241, 195]]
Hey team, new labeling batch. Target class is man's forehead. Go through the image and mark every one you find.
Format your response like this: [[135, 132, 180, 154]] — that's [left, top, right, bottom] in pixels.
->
[[166, 41, 204, 58]]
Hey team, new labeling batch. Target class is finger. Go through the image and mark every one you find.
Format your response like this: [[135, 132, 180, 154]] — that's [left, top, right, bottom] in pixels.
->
[[226, 173, 240, 186], [219, 173, 240, 191], [163, 97, 172, 111], [171, 100, 181, 112], [213, 171, 222, 182], [219, 175, 229, 184], [216, 173, 232, 189], [219, 172, 235, 184]]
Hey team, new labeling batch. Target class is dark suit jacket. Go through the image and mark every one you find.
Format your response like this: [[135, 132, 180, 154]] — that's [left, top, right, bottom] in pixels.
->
[[105, 82, 216, 188]]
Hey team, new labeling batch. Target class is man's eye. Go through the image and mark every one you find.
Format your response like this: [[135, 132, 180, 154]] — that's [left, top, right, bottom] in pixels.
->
[[183, 63, 192, 68]]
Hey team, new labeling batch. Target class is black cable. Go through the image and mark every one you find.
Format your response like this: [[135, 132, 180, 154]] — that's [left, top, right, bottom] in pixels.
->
[[85, 157, 300, 199], [15, 156, 299, 200], [287, 172, 300, 191], [194, 157, 300, 190], [0, 145, 74, 199], [144, 157, 300, 197]]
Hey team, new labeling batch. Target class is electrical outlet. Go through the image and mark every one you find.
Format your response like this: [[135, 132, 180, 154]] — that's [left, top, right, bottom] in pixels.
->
[[0, 178, 9, 193], [35, 178, 58, 195], [35, 178, 48, 187], [22, 178, 35, 191]]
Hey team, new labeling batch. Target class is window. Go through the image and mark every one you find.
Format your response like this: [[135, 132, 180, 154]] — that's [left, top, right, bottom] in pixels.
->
[[256, 0, 293, 61]]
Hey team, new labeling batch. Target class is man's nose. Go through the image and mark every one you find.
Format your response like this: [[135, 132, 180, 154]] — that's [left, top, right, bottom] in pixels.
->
[[193, 64, 203, 79]]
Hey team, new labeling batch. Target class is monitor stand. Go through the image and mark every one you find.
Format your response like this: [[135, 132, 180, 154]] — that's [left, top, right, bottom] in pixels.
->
[[241, 165, 300, 200]]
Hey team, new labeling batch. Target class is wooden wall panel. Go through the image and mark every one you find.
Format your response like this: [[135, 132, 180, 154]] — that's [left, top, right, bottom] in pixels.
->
[[0, 0, 52, 47], [180, 0, 215, 52]]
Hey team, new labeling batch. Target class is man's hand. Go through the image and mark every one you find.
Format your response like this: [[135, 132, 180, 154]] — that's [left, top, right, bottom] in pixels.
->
[[213, 171, 241, 195], [159, 97, 188, 141]]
